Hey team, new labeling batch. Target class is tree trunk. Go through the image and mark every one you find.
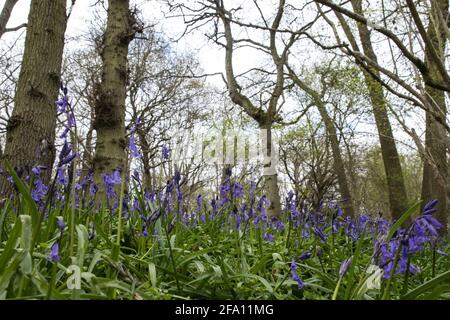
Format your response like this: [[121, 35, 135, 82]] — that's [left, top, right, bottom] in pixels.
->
[[260, 123, 282, 218], [93, 0, 135, 195], [351, 0, 409, 220], [421, 0, 448, 231], [0, 0, 67, 194]]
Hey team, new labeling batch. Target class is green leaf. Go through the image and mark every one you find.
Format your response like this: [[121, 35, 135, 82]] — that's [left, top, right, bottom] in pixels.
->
[[76, 224, 89, 267], [19, 215, 32, 252], [231, 273, 274, 294], [386, 201, 421, 243], [148, 262, 157, 287], [0, 252, 24, 294], [402, 270, 450, 299], [0, 216, 22, 271], [4, 162, 40, 228]]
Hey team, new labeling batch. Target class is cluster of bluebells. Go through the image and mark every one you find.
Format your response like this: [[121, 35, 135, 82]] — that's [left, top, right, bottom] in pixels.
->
[[373, 199, 444, 278], [29, 83, 78, 208], [3, 84, 447, 289], [56, 82, 76, 141]]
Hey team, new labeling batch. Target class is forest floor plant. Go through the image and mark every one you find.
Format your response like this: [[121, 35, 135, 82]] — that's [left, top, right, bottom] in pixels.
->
[[0, 84, 449, 300]]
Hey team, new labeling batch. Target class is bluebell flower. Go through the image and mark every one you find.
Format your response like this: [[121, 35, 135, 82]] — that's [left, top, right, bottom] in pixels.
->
[[299, 251, 312, 261], [257, 195, 270, 218], [423, 199, 438, 216], [90, 183, 98, 196], [67, 112, 76, 127], [276, 220, 285, 231], [339, 257, 352, 277], [129, 126, 141, 158], [162, 144, 170, 160], [49, 243, 60, 262], [302, 223, 310, 239], [57, 167, 66, 185], [173, 170, 181, 186], [57, 217, 65, 234], [58, 140, 77, 167], [291, 259, 305, 289], [313, 226, 328, 241], [103, 170, 121, 199], [131, 169, 140, 183], [56, 95, 69, 113], [176, 187, 183, 202], [31, 165, 47, 176], [232, 182, 244, 198], [142, 224, 148, 237], [220, 179, 230, 205], [168, 221, 174, 234], [147, 209, 162, 225], [31, 178, 48, 203]]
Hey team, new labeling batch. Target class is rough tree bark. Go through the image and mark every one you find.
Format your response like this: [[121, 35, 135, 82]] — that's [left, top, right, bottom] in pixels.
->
[[93, 0, 136, 194], [0, 0, 67, 194], [420, 0, 448, 231]]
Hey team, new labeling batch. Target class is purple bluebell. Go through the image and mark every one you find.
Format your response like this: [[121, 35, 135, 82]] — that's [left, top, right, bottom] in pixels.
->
[[173, 170, 181, 186], [291, 259, 305, 289], [57, 217, 65, 234], [162, 144, 170, 160], [167, 221, 175, 234], [313, 226, 327, 241], [301, 223, 310, 239], [147, 209, 162, 225], [58, 141, 77, 167], [90, 183, 98, 196], [339, 257, 352, 277], [220, 179, 231, 205], [56, 95, 68, 113], [31, 165, 47, 176], [236, 214, 241, 229], [103, 169, 121, 199], [298, 251, 312, 261], [232, 182, 244, 199], [31, 178, 48, 203], [129, 125, 141, 158], [257, 195, 269, 218], [142, 224, 148, 237], [57, 167, 66, 185], [67, 112, 76, 127], [132, 169, 140, 183], [49, 243, 60, 262]]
